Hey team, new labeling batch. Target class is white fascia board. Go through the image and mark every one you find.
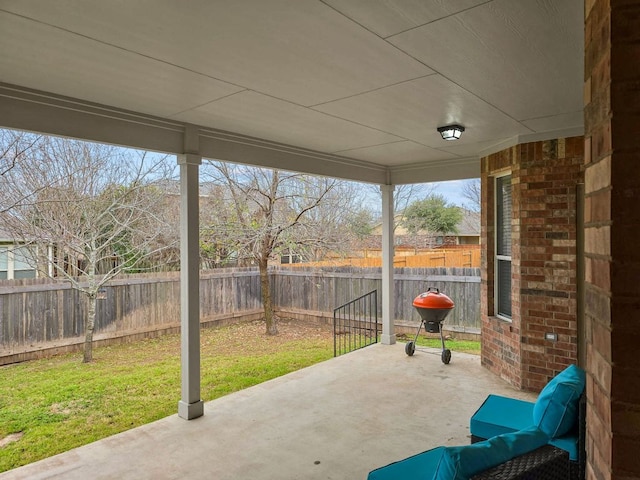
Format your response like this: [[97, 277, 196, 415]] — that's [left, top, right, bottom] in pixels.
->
[[389, 156, 480, 185], [479, 127, 585, 159], [197, 128, 388, 184]]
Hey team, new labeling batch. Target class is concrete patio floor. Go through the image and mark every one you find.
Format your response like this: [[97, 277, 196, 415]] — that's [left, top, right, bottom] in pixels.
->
[[0, 343, 536, 480]]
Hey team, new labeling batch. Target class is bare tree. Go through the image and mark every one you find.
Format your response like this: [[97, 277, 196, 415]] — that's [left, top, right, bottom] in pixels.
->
[[0, 135, 176, 362], [201, 162, 344, 335], [289, 179, 362, 262], [0, 129, 42, 181], [462, 178, 481, 212], [199, 182, 240, 268]]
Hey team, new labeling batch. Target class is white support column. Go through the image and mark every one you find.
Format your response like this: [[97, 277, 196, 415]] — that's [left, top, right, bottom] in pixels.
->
[[177, 152, 204, 420], [380, 184, 396, 345]]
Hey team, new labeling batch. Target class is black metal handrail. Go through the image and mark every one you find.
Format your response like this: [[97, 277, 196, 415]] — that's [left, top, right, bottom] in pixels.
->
[[333, 290, 379, 357]]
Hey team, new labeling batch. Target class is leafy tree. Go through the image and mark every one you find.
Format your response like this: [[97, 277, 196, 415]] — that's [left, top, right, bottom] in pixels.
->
[[346, 208, 376, 240], [366, 183, 436, 232], [0, 135, 176, 362], [402, 194, 463, 237]]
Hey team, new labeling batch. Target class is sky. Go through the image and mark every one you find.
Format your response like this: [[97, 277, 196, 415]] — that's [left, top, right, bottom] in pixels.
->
[[358, 177, 480, 217], [430, 179, 478, 207]]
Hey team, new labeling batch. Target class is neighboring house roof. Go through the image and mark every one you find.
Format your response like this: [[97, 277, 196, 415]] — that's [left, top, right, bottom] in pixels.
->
[[456, 210, 481, 237], [0, 212, 47, 244]]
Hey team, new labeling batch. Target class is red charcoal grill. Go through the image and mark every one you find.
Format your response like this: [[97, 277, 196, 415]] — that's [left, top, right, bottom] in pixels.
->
[[405, 287, 455, 364]]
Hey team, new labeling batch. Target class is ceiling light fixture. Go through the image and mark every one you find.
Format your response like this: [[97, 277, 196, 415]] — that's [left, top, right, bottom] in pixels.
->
[[437, 124, 465, 141]]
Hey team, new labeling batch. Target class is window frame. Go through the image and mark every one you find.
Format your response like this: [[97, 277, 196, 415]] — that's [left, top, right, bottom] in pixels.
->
[[494, 173, 512, 321], [0, 244, 38, 280], [0, 246, 8, 280], [12, 245, 37, 279]]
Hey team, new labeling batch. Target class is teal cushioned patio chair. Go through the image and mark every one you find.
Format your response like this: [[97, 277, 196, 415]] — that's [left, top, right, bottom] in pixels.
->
[[469, 364, 586, 480], [367, 427, 568, 480], [367, 365, 585, 480]]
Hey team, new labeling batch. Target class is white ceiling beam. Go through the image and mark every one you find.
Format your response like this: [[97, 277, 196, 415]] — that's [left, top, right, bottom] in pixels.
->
[[0, 83, 184, 154], [0, 83, 388, 184], [198, 129, 387, 184]]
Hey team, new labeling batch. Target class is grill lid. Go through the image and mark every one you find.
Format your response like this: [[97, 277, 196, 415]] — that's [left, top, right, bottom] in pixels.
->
[[412, 288, 454, 310]]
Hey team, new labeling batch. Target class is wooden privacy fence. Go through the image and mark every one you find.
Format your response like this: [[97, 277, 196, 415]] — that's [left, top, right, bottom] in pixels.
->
[[0, 269, 263, 364], [271, 266, 481, 335], [288, 248, 481, 269], [0, 266, 480, 364]]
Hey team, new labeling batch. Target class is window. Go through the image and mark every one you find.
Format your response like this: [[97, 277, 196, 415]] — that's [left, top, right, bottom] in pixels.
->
[[0, 247, 7, 280], [496, 175, 512, 319], [280, 250, 301, 264], [13, 246, 37, 279], [0, 245, 37, 280]]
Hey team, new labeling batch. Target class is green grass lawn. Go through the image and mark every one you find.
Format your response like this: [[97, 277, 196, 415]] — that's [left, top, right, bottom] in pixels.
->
[[0, 320, 333, 473]]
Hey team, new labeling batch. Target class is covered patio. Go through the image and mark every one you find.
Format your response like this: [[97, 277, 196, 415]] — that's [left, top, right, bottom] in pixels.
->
[[0, 345, 535, 480], [0, 0, 638, 478]]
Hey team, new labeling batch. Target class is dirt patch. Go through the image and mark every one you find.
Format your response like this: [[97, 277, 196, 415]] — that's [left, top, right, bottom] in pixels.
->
[[49, 399, 91, 416], [201, 318, 334, 356], [0, 432, 23, 448], [94, 317, 334, 364], [238, 317, 332, 341]]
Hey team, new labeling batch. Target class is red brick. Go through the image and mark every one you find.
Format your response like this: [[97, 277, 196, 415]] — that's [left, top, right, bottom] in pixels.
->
[[612, 435, 640, 473], [481, 137, 582, 391], [611, 401, 640, 438]]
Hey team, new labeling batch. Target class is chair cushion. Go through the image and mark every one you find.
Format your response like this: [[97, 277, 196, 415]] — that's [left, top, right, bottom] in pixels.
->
[[532, 364, 586, 438], [432, 426, 549, 480], [469, 394, 580, 461], [469, 394, 534, 440], [368, 446, 445, 480]]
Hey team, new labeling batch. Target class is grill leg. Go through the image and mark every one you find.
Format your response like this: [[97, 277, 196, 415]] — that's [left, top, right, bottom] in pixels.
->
[[440, 326, 451, 364], [412, 321, 424, 343]]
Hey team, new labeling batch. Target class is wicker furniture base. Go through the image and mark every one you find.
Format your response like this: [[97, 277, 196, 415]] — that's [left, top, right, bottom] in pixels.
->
[[472, 434, 578, 480], [471, 445, 569, 480]]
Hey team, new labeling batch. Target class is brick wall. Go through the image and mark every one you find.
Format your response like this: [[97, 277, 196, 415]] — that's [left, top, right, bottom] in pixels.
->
[[481, 147, 522, 387], [481, 137, 583, 391], [584, 1, 640, 478]]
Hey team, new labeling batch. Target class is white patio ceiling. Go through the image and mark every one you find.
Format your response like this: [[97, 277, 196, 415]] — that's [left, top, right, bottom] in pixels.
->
[[0, 0, 583, 185]]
